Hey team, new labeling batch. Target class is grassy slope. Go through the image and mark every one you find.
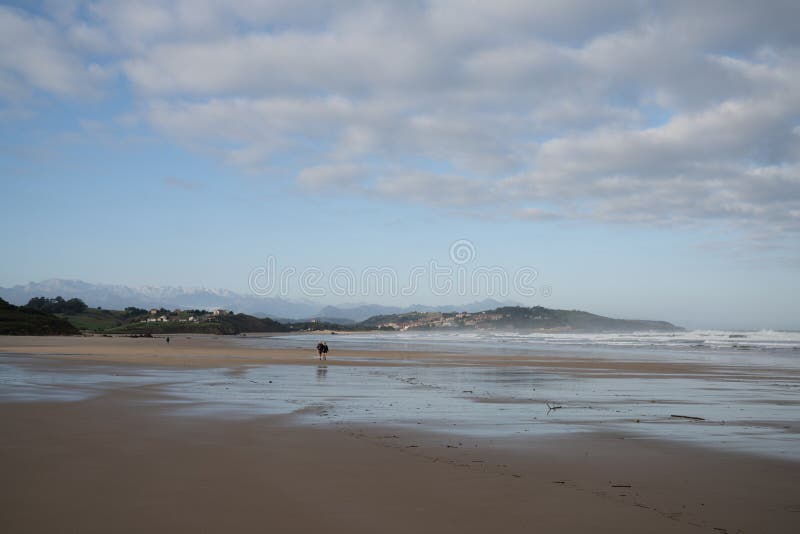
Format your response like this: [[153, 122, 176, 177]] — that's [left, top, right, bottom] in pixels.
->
[[0, 299, 80, 335], [57, 309, 128, 332], [106, 313, 290, 335], [360, 306, 682, 332]]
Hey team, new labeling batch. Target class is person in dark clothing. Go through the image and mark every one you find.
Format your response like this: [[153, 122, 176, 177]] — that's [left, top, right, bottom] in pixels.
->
[[321, 342, 329, 360], [316, 341, 324, 360]]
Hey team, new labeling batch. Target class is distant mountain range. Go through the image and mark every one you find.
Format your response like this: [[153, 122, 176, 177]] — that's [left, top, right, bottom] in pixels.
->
[[0, 279, 521, 323]]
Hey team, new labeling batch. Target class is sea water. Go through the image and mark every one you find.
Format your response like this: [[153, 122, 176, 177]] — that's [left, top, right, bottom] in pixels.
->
[[236, 329, 800, 368]]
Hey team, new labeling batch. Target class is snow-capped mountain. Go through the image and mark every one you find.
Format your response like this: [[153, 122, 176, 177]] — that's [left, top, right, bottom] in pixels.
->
[[0, 280, 522, 321], [0, 279, 318, 318]]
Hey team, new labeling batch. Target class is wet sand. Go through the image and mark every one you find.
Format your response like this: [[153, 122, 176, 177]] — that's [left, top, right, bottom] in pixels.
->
[[1, 335, 799, 533], [0, 334, 766, 374]]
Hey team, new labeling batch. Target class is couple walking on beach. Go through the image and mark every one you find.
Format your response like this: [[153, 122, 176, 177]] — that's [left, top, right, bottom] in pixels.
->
[[316, 341, 329, 360]]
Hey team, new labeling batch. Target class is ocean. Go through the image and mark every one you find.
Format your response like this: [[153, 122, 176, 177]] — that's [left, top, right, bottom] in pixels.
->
[[236, 329, 800, 367]]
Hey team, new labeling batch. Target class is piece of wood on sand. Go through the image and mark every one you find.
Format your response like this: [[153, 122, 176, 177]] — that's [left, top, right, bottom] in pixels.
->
[[670, 414, 706, 421]]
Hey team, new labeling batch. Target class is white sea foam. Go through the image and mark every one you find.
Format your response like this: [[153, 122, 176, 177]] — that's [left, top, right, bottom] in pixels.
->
[[244, 329, 800, 369]]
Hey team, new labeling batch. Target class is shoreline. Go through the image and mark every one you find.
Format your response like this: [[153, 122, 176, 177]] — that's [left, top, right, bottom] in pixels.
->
[[0, 334, 774, 375]]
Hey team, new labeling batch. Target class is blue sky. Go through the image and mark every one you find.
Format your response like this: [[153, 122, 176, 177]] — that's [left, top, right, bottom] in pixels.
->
[[1, 1, 799, 330]]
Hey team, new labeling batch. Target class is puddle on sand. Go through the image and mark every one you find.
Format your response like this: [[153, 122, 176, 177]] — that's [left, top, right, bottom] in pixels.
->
[[1, 355, 798, 461]]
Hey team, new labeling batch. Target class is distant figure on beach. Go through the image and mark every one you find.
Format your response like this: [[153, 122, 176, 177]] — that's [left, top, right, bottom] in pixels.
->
[[322, 342, 329, 360], [165, 336, 170, 344], [316, 341, 324, 359]]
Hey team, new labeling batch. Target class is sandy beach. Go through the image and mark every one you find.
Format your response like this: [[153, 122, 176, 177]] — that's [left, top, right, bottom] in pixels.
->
[[1, 335, 798, 533], [0, 333, 762, 373]]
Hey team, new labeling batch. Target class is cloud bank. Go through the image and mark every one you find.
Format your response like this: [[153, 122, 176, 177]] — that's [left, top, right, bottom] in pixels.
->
[[3, 1, 799, 242]]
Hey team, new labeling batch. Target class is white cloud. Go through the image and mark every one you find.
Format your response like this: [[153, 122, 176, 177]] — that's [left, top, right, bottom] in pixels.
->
[[0, 6, 102, 99], [297, 163, 368, 190], [372, 171, 503, 208], [5, 1, 800, 247]]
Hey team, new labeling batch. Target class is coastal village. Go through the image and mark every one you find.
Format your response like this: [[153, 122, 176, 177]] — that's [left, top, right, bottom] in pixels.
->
[[136, 308, 522, 332], [135, 307, 518, 331], [141, 307, 233, 324], [375, 310, 508, 331], [369, 306, 681, 333]]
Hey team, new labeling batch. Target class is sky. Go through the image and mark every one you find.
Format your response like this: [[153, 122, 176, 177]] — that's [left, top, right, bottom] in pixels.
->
[[1, 0, 799, 330]]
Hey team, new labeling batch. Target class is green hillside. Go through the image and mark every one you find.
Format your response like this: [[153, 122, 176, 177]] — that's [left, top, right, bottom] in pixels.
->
[[360, 305, 682, 332], [0, 298, 80, 335], [106, 313, 289, 335], [57, 308, 128, 332]]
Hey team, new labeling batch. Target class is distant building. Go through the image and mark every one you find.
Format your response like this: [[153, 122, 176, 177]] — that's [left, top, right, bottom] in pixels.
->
[[149, 308, 158, 315], [157, 315, 168, 322]]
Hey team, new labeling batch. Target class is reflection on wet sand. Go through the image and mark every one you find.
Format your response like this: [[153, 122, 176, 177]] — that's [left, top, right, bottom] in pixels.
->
[[317, 365, 327, 382], [1, 353, 798, 460]]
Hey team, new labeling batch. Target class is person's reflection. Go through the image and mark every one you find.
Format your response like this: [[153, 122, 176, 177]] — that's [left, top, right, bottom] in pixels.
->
[[317, 364, 328, 382]]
